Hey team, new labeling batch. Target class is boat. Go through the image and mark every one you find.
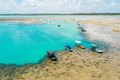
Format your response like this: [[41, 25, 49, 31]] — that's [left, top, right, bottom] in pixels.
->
[[64, 45, 73, 52], [47, 50, 57, 61], [78, 27, 86, 32], [95, 49, 103, 53], [90, 44, 103, 53], [58, 25, 61, 27], [75, 40, 85, 49]]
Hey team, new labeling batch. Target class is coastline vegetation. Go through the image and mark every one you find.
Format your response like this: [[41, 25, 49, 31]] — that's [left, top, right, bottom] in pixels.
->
[[0, 13, 120, 16]]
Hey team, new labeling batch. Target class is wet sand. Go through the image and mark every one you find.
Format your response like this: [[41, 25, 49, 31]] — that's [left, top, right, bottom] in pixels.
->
[[0, 17, 120, 80]]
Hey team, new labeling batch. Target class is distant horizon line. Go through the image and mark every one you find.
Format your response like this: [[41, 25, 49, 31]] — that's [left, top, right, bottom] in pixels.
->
[[0, 13, 120, 15]]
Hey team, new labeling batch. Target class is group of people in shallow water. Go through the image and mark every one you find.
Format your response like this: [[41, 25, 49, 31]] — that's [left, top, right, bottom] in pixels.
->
[[47, 24, 103, 61]]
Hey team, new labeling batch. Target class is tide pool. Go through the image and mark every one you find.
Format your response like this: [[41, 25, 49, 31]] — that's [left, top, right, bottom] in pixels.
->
[[0, 20, 88, 65]]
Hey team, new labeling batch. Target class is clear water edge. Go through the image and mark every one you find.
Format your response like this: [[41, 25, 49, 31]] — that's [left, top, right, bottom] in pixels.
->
[[0, 20, 91, 65]]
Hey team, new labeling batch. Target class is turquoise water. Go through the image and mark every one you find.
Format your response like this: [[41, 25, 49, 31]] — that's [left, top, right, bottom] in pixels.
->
[[0, 20, 87, 65]]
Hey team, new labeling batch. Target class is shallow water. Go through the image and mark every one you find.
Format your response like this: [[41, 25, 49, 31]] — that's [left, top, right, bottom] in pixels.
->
[[0, 20, 90, 65]]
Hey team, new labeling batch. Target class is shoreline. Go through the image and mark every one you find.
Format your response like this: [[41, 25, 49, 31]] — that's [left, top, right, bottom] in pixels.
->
[[0, 19, 110, 66], [0, 17, 120, 80]]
